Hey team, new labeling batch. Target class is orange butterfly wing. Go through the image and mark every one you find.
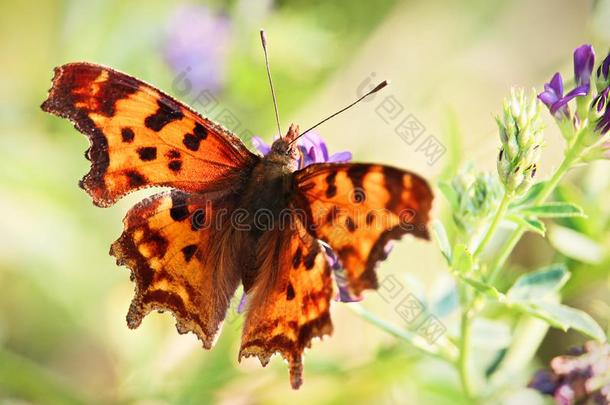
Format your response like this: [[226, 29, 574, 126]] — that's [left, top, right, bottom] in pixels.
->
[[41, 62, 258, 207], [294, 163, 433, 297], [110, 190, 241, 348], [239, 211, 333, 389]]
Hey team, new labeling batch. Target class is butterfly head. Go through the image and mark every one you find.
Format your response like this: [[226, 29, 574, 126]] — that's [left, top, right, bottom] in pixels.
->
[[269, 123, 300, 162]]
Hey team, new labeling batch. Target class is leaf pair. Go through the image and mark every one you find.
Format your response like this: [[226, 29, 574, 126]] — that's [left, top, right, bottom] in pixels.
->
[[463, 264, 606, 341], [508, 201, 585, 236]]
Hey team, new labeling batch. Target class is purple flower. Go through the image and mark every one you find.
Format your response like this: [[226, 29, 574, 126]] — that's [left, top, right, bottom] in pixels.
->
[[320, 241, 362, 303], [165, 5, 231, 93], [251, 131, 352, 168], [237, 292, 247, 314], [251, 136, 271, 156], [593, 87, 609, 114], [530, 370, 558, 395], [528, 341, 610, 404], [296, 132, 352, 167], [592, 51, 610, 135], [596, 103, 610, 135], [573, 44, 595, 88], [538, 73, 588, 118], [538, 45, 595, 119], [596, 51, 610, 88]]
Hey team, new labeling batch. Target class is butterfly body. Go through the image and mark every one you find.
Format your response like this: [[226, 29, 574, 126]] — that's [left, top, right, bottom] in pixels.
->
[[41, 62, 433, 389], [239, 137, 296, 226]]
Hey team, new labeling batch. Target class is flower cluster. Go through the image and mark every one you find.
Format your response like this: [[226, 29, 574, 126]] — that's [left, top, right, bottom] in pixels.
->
[[538, 45, 594, 122], [496, 89, 544, 195], [594, 51, 610, 135], [529, 341, 610, 405], [538, 45, 610, 160]]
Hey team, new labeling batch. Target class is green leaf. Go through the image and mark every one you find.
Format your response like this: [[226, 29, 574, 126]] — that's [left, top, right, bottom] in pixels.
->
[[548, 224, 604, 264], [438, 181, 458, 210], [513, 301, 606, 341], [452, 244, 473, 274], [507, 264, 570, 301], [472, 318, 511, 350], [507, 214, 546, 236], [460, 276, 504, 300], [517, 202, 585, 218], [432, 220, 452, 264]]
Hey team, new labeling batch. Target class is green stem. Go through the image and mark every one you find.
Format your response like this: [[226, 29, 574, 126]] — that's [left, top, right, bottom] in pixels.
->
[[458, 310, 474, 399], [487, 145, 579, 284], [474, 192, 512, 257], [347, 304, 458, 363], [456, 189, 512, 399]]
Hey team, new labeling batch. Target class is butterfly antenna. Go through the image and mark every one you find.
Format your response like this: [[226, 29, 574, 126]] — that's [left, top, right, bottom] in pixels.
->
[[260, 29, 282, 139], [288, 80, 389, 146]]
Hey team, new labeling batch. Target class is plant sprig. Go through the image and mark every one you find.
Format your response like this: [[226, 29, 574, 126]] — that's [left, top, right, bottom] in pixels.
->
[[351, 44, 610, 403]]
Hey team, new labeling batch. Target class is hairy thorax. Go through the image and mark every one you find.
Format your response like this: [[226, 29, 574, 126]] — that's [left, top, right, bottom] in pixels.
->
[[240, 146, 297, 224]]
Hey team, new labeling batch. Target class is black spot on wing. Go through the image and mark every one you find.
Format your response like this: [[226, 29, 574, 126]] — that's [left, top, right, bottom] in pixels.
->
[[141, 229, 169, 259], [293, 246, 302, 269], [183, 134, 201, 151], [326, 206, 339, 224], [345, 216, 357, 232], [286, 283, 296, 300], [125, 170, 147, 187], [121, 127, 135, 143], [169, 191, 190, 221], [168, 160, 182, 172], [347, 165, 368, 191], [144, 98, 184, 131], [193, 122, 208, 139], [325, 171, 337, 198], [303, 248, 317, 270], [181, 244, 197, 263], [166, 150, 181, 159], [183, 123, 209, 152], [383, 166, 403, 211], [137, 146, 157, 161]]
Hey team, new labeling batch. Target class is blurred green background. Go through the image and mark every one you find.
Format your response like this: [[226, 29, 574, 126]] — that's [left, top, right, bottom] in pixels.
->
[[1, 0, 610, 403]]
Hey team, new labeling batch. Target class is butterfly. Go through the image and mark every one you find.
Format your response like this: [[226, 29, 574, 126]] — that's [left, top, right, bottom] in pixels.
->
[[40, 35, 433, 389]]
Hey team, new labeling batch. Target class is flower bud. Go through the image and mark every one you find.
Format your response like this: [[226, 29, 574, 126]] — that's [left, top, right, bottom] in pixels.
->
[[496, 89, 544, 195], [452, 164, 502, 232], [595, 51, 610, 92]]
